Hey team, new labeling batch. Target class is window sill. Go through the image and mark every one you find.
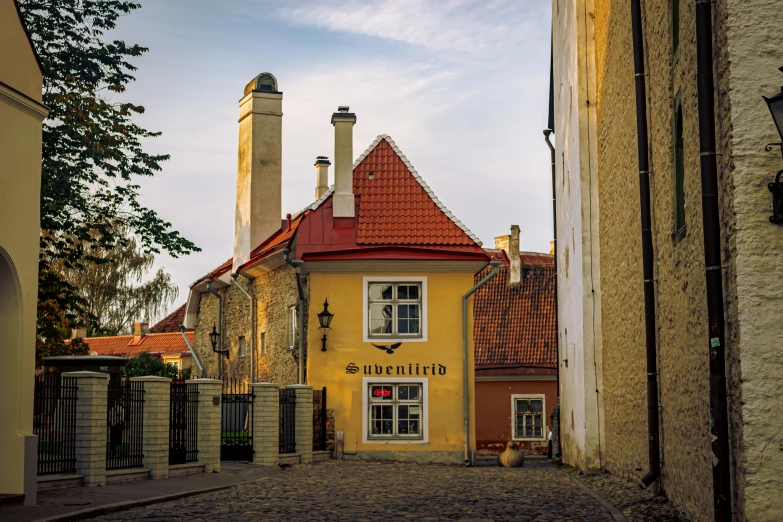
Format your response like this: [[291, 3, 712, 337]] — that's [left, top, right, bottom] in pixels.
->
[[364, 438, 428, 445], [512, 437, 547, 443]]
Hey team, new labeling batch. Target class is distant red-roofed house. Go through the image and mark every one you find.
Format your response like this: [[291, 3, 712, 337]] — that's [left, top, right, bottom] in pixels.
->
[[473, 232, 557, 456]]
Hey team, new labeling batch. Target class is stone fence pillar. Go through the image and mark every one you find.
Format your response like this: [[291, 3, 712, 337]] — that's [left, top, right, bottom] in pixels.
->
[[285, 385, 313, 464], [130, 376, 171, 479], [190, 379, 222, 473], [250, 383, 279, 467], [63, 371, 109, 487]]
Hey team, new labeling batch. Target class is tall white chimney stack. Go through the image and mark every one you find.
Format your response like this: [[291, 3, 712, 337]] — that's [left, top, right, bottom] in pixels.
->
[[331, 106, 356, 218], [509, 225, 521, 286], [314, 156, 331, 200], [233, 73, 283, 270]]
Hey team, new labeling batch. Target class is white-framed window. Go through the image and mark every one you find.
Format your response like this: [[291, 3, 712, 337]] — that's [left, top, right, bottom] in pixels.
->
[[164, 358, 180, 370], [238, 336, 246, 358], [362, 377, 428, 444], [511, 394, 546, 441], [286, 305, 297, 350], [362, 276, 427, 343]]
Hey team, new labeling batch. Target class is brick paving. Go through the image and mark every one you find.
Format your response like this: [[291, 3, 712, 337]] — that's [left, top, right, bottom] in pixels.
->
[[96, 459, 622, 522]]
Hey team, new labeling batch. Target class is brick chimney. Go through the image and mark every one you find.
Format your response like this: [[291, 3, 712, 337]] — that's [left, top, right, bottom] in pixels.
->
[[331, 106, 356, 218], [509, 225, 521, 286], [315, 156, 331, 200], [233, 72, 283, 270], [133, 322, 150, 337], [70, 326, 87, 339], [494, 235, 510, 251]]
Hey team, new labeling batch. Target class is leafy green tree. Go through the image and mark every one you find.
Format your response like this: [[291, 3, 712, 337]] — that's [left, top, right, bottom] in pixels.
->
[[18, 1, 199, 359], [125, 352, 180, 379]]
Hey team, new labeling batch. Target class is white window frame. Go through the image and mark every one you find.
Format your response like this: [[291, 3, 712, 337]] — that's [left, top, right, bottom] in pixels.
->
[[511, 394, 546, 442], [362, 276, 428, 343], [362, 377, 429, 444], [286, 305, 297, 351]]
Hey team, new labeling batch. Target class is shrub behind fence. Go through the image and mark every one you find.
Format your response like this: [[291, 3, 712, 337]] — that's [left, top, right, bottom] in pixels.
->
[[34, 373, 78, 476]]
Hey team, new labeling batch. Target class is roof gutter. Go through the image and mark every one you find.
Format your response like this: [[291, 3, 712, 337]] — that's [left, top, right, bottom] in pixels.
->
[[282, 248, 305, 385], [462, 260, 501, 466], [179, 326, 204, 377], [231, 273, 255, 384], [206, 279, 223, 380], [630, 0, 661, 488]]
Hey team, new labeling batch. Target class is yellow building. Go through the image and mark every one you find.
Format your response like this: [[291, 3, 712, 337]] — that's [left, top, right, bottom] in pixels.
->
[[186, 75, 493, 463], [0, 0, 48, 504]]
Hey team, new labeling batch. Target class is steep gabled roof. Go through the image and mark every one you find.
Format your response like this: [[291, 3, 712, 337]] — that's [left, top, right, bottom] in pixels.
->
[[150, 303, 189, 333], [352, 135, 482, 246], [473, 252, 556, 369]]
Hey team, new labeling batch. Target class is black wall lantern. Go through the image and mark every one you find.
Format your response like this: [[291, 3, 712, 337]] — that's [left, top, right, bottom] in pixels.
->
[[209, 325, 229, 359], [763, 66, 783, 225], [317, 299, 334, 352]]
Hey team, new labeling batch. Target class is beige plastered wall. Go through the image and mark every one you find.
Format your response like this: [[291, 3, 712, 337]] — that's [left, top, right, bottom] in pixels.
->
[[552, 0, 605, 473], [593, 0, 782, 519], [0, 0, 46, 496], [193, 265, 305, 386]]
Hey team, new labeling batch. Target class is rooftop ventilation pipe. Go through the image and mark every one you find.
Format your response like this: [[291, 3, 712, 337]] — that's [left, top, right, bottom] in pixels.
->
[[206, 279, 223, 380], [695, 1, 732, 518], [231, 273, 255, 383], [315, 156, 331, 200], [462, 260, 501, 465], [630, 0, 661, 488], [179, 325, 204, 377], [282, 248, 305, 384]]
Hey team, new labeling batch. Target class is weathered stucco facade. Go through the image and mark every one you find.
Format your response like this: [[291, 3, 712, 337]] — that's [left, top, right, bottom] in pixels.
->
[[587, 0, 783, 519], [192, 265, 306, 386], [551, 0, 605, 473]]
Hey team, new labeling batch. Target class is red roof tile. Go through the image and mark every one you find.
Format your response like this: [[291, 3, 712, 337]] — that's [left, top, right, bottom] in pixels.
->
[[150, 303, 189, 333], [83, 332, 193, 357], [473, 253, 556, 369], [353, 137, 479, 246]]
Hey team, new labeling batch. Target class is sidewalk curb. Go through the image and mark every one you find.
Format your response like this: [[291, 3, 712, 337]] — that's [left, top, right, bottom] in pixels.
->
[[562, 472, 629, 522], [35, 476, 269, 522]]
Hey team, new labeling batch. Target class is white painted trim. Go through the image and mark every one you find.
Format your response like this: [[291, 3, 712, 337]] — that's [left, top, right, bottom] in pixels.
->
[[510, 394, 547, 442], [362, 276, 428, 343], [361, 377, 429, 444]]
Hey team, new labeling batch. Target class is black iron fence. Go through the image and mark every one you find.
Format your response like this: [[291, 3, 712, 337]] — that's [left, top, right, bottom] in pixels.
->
[[221, 379, 254, 461], [312, 387, 327, 451], [33, 373, 78, 476], [169, 381, 199, 465], [106, 378, 144, 471], [279, 388, 296, 454]]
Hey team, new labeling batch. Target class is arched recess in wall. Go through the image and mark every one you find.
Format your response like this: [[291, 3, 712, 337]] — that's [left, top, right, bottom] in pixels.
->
[[0, 247, 22, 423]]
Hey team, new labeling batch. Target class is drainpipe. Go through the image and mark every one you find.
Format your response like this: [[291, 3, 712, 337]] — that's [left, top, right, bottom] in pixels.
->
[[695, 1, 732, 518], [179, 325, 204, 378], [206, 279, 223, 380], [544, 128, 561, 462], [462, 260, 501, 466], [630, 0, 661, 488], [231, 273, 255, 384], [282, 249, 305, 385]]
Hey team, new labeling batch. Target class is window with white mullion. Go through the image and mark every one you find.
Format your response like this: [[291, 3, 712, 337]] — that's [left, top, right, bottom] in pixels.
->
[[512, 396, 545, 441], [368, 383, 423, 439], [368, 282, 422, 339]]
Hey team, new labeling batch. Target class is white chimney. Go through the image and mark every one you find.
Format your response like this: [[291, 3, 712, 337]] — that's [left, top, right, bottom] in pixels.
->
[[133, 321, 150, 337], [509, 225, 521, 286], [70, 326, 87, 339], [233, 73, 283, 270], [331, 106, 356, 218], [315, 156, 331, 200]]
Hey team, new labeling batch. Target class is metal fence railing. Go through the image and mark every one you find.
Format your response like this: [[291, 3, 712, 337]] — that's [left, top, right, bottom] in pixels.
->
[[221, 379, 254, 462], [279, 388, 296, 454], [33, 373, 78, 476], [312, 387, 327, 451], [106, 378, 144, 471], [169, 381, 199, 465]]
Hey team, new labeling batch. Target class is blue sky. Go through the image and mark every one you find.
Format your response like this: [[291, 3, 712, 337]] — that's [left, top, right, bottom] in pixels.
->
[[113, 0, 553, 319]]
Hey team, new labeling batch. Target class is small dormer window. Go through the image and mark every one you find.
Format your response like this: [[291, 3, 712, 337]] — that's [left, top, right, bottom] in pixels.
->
[[256, 74, 276, 92]]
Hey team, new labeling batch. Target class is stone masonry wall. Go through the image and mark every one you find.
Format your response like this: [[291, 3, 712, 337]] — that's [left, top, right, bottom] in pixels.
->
[[193, 265, 308, 386]]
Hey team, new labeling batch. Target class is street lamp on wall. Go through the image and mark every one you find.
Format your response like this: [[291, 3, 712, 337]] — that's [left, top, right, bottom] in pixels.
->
[[764, 67, 783, 225], [209, 325, 229, 359], [317, 299, 334, 352]]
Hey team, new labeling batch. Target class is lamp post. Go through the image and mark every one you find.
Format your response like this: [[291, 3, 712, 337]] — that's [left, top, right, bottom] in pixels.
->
[[210, 325, 229, 359], [317, 299, 334, 352], [763, 66, 783, 224]]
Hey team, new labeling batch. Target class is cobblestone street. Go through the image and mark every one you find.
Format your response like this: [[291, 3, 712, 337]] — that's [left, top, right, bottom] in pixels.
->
[[96, 460, 623, 522]]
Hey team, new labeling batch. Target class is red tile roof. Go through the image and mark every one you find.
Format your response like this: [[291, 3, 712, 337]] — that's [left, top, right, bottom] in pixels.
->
[[150, 304, 189, 333], [473, 253, 556, 369], [83, 331, 194, 357], [353, 137, 480, 246], [243, 213, 307, 268]]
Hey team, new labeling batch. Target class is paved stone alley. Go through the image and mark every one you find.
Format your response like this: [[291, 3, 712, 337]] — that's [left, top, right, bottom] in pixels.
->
[[95, 459, 623, 522]]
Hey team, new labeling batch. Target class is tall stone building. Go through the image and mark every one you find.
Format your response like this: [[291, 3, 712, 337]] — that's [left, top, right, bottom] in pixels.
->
[[551, 0, 783, 520]]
